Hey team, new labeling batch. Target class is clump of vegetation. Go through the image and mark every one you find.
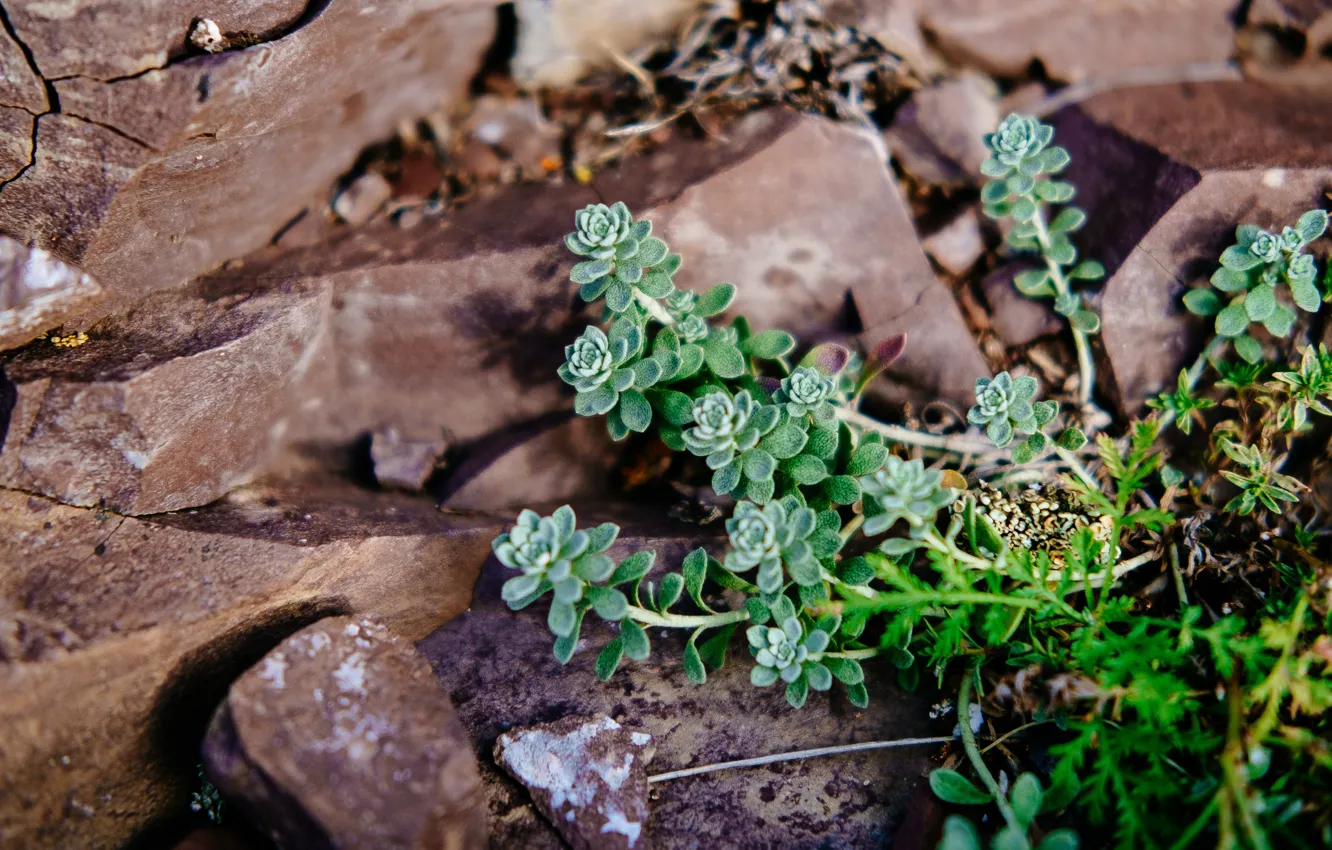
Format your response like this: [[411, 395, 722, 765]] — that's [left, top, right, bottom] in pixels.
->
[[495, 113, 1332, 849]]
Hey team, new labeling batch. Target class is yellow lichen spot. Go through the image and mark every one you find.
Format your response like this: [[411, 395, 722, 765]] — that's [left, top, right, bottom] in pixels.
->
[[539, 154, 563, 174], [49, 331, 89, 349], [573, 165, 594, 184]]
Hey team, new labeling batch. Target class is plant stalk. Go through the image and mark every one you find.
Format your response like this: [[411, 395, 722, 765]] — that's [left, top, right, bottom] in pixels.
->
[[835, 407, 996, 455], [1032, 207, 1096, 412], [625, 605, 747, 629], [959, 664, 1030, 846], [823, 648, 881, 660], [634, 288, 676, 326]]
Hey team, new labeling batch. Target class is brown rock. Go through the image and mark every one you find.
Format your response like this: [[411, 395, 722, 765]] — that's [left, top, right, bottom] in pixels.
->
[[0, 476, 502, 849], [171, 827, 253, 850], [0, 0, 494, 348], [332, 173, 393, 226], [920, 0, 1237, 82], [0, 235, 103, 351], [372, 426, 449, 491], [923, 209, 986, 277], [0, 277, 329, 514], [495, 715, 655, 850], [1048, 80, 1332, 410], [442, 413, 612, 511], [420, 530, 945, 849], [204, 615, 487, 850], [463, 95, 563, 176], [885, 72, 1000, 187], [982, 264, 1063, 348]]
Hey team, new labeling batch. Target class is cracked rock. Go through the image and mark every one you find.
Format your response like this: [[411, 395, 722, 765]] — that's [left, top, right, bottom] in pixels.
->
[[204, 615, 488, 850], [885, 72, 1000, 187], [0, 235, 103, 352], [0, 277, 329, 514], [920, 0, 1237, 82], [1049, 80, 1332, 411], [924, 210, 985, 277], [495, 715, 655, 850], [0, 0, 494, 348], [0, 476, 503, 849]]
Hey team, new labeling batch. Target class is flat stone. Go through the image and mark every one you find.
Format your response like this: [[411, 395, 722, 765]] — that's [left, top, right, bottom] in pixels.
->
[[0, 277, 329, 514], [923, 209, 985, 277], [463, 95, 563, 177], [372, 427, 449, 491], [920, 0, 1237, 82], [419, 526, 944, 849], [885, 72, 1000, 187], [333, 173, 394, 226], [1046, 80, 1332, 411], [0, 235, 103, 352], [442, 413, 612, 512], [982, 264, 1063, 348], [0, 0, 494, 348], [204, 615, 487, 850], [495, 715, 654, 850], [0, 477, 503, 849]]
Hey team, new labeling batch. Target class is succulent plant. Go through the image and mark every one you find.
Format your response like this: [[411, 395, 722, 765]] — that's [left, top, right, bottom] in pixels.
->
[[747, 618, 831, 694], [982, 113, 1054, 175], [493, 506, 599, 634], [566, 202, 682, 315], [968, 372, 1050, 447], [683, 389, 755, 462], [564, 319, 669, 439], [566, 202, 633, 260], [776, 366, 836, 420], [1184, 210, 1328, 363], [724, 499, 819, 593], [676, 313, 710, 343], [559, 326, 616, 392], [859, 456, 959, 538]]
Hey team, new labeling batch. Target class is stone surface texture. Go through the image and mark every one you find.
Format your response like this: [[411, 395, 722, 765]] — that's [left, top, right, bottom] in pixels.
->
[[0, 478, 502, 850], [0, 236, 103, 351], [494, 714, 655, 850], [371, 427, 449, 492], [420, 524, 944, 849], [0, 277, 329, 514], [1049, 81, 1332, 411], [204, 615, 487, 850], [0, 0, 495, 347], [885, 72, 1000, 187], [920, 0, 1237, 81]]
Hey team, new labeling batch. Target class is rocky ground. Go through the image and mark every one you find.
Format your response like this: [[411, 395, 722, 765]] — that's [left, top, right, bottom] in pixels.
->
[[0, 0, 1329, 848]]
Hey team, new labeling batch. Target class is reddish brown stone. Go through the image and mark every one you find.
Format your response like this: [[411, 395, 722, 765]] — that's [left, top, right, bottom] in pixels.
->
[[0, 277, 329, 514], [920, 0, 1237, 82], [0, 235, 103, 351], [0, 476, 502, 850], [371, 426, 449, 491], [204, 615, 487, 850], [982, 264, 1063, 348], [0, 0, 495, 348], [885, 72, 1000, 187], [1047, 80, 1332, 410]]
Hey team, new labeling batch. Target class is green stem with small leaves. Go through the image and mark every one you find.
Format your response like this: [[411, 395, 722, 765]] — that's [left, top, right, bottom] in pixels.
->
[[634, 288, 675, 326], [1032, 207, 1096, 411], [959, 662, 1031, 847], [835, 407, 997, 456], [823, 647, 881, 660], [625, 605, 747, 629]]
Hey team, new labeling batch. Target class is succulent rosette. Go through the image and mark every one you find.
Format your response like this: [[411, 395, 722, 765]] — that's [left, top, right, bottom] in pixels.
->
[[859, 456, 959, 538], [747, 617, 831, 690], [724, 499, 818, 593], [776, 366, 836, 419]]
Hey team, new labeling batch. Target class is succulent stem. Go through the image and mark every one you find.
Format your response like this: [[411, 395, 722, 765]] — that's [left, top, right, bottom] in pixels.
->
[[822, 647, 880, 660], [625, 605, 748, 629], [958, 663, 1030, 845], [1032, 207, 1096, 412], [634, 288, 676, 326], [835, 407, 996, 455]]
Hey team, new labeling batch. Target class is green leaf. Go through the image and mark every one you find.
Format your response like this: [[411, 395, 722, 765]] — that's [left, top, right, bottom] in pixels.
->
[[1068, 259, 1105, 280], [1048, 207, 1086, 233], [616, 258, 643, 284], [809, 529, 843, 559], [697, 283, 737, 317], [1037, 830, 1080, 850], [573, 553, 614, 582], [548, 601, 577, 638], [596, 638, 624, 681], [1244, 283, 1276, 321], [938, 816, 982, 850], [1220, 245, 1262, 271], [571, 258, 612, 284], [1233, 333, 1263, 364], [618, 389, 652, 432], [575, 384, 619, 417], [743, 448, 777, 481], [681, 549, 714, 613], [822, 475, 861, 505], [1046, 235, 1076, 266], [638, 270, 673, 298], [1010, 773, 1044, 827], [611, 368, 635, 393], [846, 682, 869, 709], [675, 344, 704, 379], [784, 454, 829, 485], [592, 588, 629, 621], [1011, 197, 1037, 223], [1011, 440, 1035, 465], [744, 596, 771, 625], [1262, 304, 1296, 337], [1215, 302, 1249, 337], [981, 179, 1009, 204], [1039, 146, 1071, 173], [845, 443, 888, 476], [760, 424, 808, 459], [1014, 269, 1054, 297], [1183, 288, 1222, 316], [1211, 266, 1252, 292], [745, 476, 775, 504], [657, 573, 684, 610], [1056, 427, 1087, 450], [929, 769, 991, 805], [683, 636, 706, 685], [1290, 277, 1321, 313], [579, 278, 612, 302], [785, 675, 809, 709], [742, 329, 796, 360], [1040, 773, 1080, 813], [713, 462, 742, 496], [552, 609, 585, 663], [637, 236, 669, 267], [824, 657, 864, 685], [585, 522, 620, 553], [1035, 180, 1075, 203], [621, 619, 650, 660], [1297, 209, 1329, 243], [1070, 309, 1100, 333], [605, 280, 633, 312], [703, 340, 746, 378], [610, 551, 655, 586], [650, 389, 695, 426]]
